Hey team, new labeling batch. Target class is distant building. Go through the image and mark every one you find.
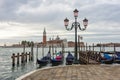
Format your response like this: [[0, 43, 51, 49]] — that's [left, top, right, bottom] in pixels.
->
[[68, 41, 84, 47], [4, 44, 6, 47], [39, 28, 85, 47], [68, 41, 74, 47], [96, 42, 120, 47], [39, 28, 68, 47], [46, 38, 67, 47], [12, 44, 22, 47]]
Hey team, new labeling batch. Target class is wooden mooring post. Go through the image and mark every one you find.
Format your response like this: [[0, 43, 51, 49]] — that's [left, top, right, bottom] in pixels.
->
[[36, 45, 38, 64], [17, 53, 19, 65], [62, 43, 65, 53], [93, 43, 94, 52], [11, 52, 32, 67], [31, 42, 34, 61], [21, 53, 24, 63], [11, 53, 15, 67], [79, 51, 100, 64], [86, 43, 88, 51], [79, 43, 100, 64], [25, 52, 27, 62]]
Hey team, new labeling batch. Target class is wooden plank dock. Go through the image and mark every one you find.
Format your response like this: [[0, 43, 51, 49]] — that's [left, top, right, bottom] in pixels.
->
[[18, 65, 120, 80]]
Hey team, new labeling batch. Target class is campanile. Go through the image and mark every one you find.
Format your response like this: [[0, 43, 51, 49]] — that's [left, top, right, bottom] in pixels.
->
[[43, 28, 46, 44]]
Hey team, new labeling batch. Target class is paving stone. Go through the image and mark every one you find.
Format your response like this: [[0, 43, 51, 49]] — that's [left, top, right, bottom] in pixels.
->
[[22, 65, 120, 80]]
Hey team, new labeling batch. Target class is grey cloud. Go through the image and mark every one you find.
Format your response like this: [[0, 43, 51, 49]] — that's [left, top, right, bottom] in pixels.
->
[[0, 0, 120, 44], [0, 0, 29, 21], [85, 4, 120, 23], [0, 0, 120, 24]]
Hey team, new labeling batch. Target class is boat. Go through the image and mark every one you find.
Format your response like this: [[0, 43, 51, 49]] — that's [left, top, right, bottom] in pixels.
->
[[114, 52, 120, 64], [51, 51, 63, 66], [37, 56, 49, 66], [100, 52, 113, 64], [66, 52, 74, 65], [37, 52, 51, 66]]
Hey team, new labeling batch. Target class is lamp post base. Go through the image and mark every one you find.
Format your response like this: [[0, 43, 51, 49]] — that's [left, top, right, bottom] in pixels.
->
[[73, 60, 79, 64]]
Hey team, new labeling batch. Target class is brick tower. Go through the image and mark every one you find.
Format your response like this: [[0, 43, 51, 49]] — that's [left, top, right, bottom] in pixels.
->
[[43, 28, 46, 45]]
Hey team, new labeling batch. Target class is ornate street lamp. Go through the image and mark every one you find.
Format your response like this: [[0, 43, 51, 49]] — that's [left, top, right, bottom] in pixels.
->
[[64, 9, 88, 64], [64, 18, 69, 27]]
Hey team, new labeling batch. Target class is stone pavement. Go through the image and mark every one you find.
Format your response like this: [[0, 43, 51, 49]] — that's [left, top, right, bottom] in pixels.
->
[[20, 65, 120, 80]]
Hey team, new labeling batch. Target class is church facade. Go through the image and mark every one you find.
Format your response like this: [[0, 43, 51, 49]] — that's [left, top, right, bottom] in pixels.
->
[[38, 28, 84, 48], [41, 28, 68, 47]]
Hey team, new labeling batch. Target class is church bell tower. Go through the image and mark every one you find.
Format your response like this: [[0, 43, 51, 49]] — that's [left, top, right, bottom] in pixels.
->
[[43, 28, 46, 45]]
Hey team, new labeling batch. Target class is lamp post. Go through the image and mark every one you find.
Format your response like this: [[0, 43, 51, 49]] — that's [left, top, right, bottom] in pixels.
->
[[64, 9, 88, 64]]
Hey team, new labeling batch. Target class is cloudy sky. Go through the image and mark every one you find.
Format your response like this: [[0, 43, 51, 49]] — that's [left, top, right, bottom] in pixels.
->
[[0, 0, 120, 46]]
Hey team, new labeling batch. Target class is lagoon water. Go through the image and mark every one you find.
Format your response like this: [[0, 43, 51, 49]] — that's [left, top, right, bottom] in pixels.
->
[[0, 47, 120, 80]]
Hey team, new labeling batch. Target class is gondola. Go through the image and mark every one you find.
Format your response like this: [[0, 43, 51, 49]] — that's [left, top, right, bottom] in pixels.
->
[[37, 56, 49, 66], [51, 52, 63, 66], [66, 52, 74, 65], [114, 52, 120, 64], [37, 52, 51, 66], [100, 52, 113, 64]]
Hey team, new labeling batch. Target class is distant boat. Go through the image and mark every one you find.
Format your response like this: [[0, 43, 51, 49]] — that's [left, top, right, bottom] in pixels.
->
[[37, 52, 51, 66], [100, 52, 113, 64], [66, 52, 74, 65], [51, 51, 63, 66]]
